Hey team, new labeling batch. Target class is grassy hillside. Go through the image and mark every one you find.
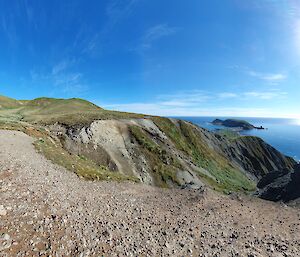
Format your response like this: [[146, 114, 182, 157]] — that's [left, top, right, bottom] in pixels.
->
[[129, 125, 183, 188], [0, 95, 21, 109], [0, 96, 144, 125], [152, 118, 256, 192]]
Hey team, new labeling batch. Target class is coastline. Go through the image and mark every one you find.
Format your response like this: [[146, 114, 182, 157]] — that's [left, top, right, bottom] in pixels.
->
[[172, 116, 300, 162]]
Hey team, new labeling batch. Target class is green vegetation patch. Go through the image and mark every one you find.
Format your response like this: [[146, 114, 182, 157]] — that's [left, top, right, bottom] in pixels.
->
[[129, 124, 181, 187], [153, 164, 181, 188], [215, 129, 240, 140], [179, 121, 255, 192], [0, 95, 21, 109], [153, 118, 255, 192], [33, 131, 138, 182], [0, 96, 145, 127], [130, 125, 162, 154], [152, 117, 191, 154]]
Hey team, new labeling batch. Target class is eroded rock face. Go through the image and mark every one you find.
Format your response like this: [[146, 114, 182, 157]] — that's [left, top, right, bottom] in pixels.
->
[[49, 119, 205, 188], [223, 136, 296, 180], [257, 164, 300, 202], [184, 123, 296, 181], [48, 118, 295, 190], [49, 120, 153, 184]]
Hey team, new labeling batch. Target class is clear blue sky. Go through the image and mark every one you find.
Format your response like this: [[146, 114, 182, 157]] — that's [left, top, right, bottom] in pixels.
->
[[0, 0, 299, 118]]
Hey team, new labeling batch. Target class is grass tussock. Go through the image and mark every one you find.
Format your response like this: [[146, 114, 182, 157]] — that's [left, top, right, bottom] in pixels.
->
[[152, 117, 191, 154]]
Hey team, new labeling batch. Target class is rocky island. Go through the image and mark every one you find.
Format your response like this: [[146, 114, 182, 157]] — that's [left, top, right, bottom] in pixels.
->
[[212, 118, 265, 130]]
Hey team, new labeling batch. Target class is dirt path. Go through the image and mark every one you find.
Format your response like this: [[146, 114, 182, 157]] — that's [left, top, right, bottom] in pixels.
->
[[0, 130, 299, 256]]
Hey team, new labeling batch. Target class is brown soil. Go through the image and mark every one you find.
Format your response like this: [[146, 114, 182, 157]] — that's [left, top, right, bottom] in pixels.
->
[[0, 130, 299, 256]]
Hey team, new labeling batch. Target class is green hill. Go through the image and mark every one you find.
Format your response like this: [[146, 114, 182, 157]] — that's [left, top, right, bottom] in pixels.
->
[[0, 96, 142, 125], [0, 95, 21, 109]]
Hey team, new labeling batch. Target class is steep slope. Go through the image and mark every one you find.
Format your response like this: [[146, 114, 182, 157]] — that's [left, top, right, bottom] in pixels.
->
[[257, 164, 300, 202], [47, 117, 295, 192], [48, 119, 207, 189], [0, 95, 296, 193], [220, 136, 296, 180]]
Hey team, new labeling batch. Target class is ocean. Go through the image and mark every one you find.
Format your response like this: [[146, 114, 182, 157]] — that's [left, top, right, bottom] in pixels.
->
[[174, 117, 300, 162]]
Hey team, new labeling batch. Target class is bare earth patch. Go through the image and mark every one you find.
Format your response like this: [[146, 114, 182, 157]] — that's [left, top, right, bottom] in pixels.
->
[[0, 130, 299, 256]]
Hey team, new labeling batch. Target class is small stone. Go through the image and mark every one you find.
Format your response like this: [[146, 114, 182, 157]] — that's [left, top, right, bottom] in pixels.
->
[[269, 244, 275, 252], [0, 233, 12, 251], [102, 230, 110, 237], [0, 205, 7, 216], [3, 234, 10, 241]]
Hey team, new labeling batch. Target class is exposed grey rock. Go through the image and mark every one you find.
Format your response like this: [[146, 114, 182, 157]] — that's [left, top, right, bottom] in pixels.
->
[[221, 136, 296, 180], [257, 164, 300, 202]]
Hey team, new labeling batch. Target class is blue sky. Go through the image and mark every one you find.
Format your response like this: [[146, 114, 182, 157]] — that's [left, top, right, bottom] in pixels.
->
[[0, 0, 300, 118]]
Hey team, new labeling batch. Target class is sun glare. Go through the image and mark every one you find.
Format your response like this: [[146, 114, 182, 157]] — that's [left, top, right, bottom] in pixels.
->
[[293, 118, 300, 126]]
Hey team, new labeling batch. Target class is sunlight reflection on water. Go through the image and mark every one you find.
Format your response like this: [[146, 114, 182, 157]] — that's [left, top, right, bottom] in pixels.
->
[[292, 119, 300, 126]]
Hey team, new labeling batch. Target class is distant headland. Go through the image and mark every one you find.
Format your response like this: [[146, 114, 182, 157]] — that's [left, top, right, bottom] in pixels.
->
[[211, 118, 265, 130]]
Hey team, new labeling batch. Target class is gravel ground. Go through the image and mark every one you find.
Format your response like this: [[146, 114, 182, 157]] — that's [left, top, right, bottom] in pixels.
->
[[0, 130, 299, 256]]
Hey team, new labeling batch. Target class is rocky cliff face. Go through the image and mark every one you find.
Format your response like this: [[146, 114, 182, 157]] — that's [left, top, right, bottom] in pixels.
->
[[48, 119, 206, 188], [172, 121, 295, 181], [220, 136, 296, 180], [257, 164, 300, 202], [47, 117, 295, 192]]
